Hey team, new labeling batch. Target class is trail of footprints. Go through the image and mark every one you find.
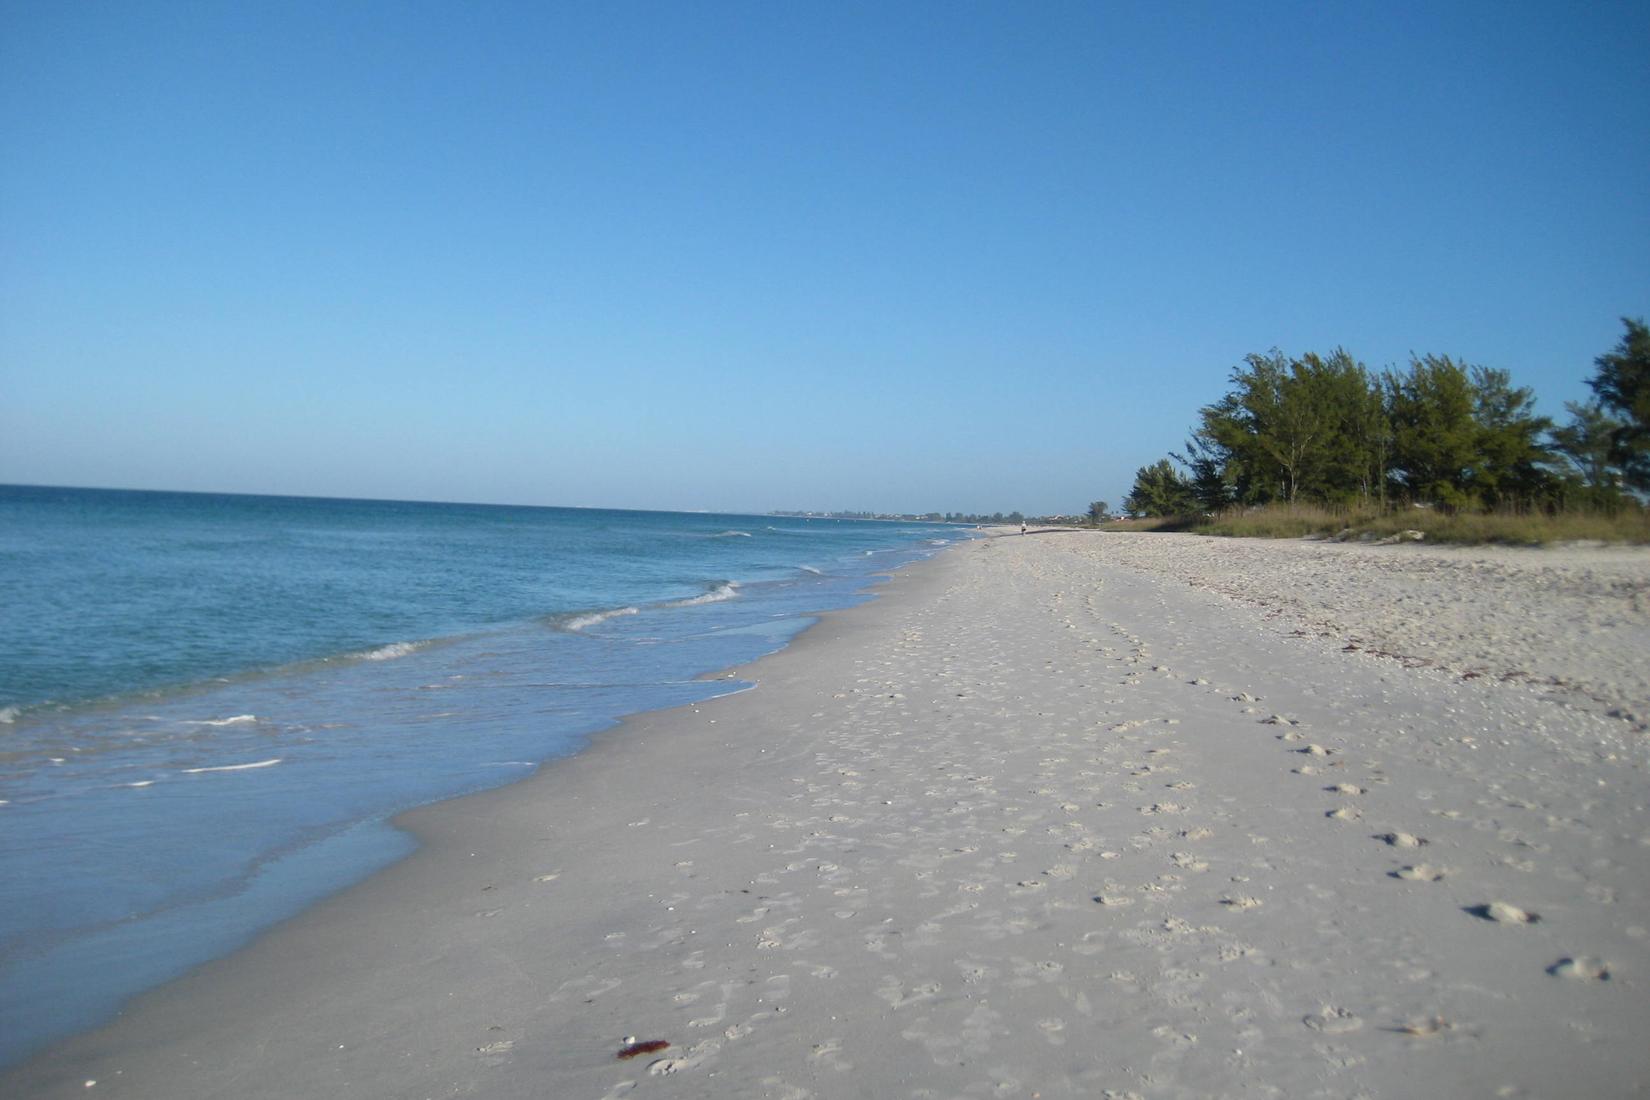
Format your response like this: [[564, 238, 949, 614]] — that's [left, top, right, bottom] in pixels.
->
[[491, 540, 1632, 1096]]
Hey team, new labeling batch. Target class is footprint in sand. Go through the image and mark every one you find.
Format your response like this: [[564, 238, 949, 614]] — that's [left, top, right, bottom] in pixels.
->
[[1376, 832, 1428, 848], [1467, 901, 1540, 924], [1303, 1006, 1363, 1034], [475, 1037, 515, 1061], [807, 1038, 854, 1071], [876, 979, 941, 1009], [1548, 956, 1610, 980], [1327, 783, 1365, 795], [1392, 864, 1447, 882], [1326, 807, 1362, 821], [1221, 896, 1264, 911]]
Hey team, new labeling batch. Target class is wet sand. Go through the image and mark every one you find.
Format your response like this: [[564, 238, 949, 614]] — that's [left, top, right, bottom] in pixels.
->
[[10, 532, 1649, 1098]]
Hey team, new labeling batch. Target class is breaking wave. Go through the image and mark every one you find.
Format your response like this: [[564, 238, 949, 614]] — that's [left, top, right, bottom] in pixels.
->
[[356, 641, 428, 661], [182, 757, 282, 774], [559, 606, 641, 632], [665, 581, 741, 608]]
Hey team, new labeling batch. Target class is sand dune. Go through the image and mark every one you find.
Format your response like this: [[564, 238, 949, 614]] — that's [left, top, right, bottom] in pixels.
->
[[10, 532, 1648, 1098]]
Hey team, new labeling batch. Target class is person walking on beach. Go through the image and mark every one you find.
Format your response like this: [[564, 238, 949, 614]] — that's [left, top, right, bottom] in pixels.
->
[[1020, 521, 1027, 535]]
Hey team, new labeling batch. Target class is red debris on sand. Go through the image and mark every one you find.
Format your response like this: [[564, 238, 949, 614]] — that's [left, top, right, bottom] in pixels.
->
[[616, 1040, 670, 1061]]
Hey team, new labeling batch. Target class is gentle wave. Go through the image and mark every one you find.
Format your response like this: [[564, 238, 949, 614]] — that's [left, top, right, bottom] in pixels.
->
[[560, 606, 641, 632], [356, 641, 427, 661], [182, 757, 282, 774], [180, 715, 258, 727], [665, 581, 741, 608], [713, 530, 752, 538], [798, 565, 824, 575], [0, 706, 18, 725]]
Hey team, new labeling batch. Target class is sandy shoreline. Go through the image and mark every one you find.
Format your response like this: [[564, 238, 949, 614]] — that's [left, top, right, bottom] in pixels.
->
[[9, 532, 1649, 1098]]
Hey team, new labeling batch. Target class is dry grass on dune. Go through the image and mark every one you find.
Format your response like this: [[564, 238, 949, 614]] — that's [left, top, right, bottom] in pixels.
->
[[1099, 503, 1650, 545]]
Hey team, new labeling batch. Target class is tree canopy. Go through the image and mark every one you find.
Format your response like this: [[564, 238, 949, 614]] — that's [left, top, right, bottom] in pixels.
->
[[1588, 317, 1650, 491], [1115, 319, 1645, 518]]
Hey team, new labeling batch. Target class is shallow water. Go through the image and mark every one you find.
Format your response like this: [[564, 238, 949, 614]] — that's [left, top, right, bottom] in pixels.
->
[[0, 485, 964, 1065]]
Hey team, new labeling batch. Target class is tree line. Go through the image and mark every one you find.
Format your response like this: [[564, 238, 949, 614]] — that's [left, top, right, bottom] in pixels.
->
[[1123, 318, 1650, 517]]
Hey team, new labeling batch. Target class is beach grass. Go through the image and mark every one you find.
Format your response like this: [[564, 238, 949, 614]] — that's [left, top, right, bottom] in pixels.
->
[[1098, 503, 1650, 545]]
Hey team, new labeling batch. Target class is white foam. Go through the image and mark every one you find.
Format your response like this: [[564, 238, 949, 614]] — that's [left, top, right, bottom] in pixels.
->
[[183, 714, 258, 727], [713, 530, 753, 538], [182, 757, 282, 774], [358, 641, 426, 661], [126, 780, 155, 788], [0, 706, 19, 724], [667, 581, 741, 608], [799, 565, 824, 575], [562, 606, 641, 631]]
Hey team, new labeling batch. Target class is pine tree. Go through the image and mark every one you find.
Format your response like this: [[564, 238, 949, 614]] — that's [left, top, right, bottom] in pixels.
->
[[1586, 317, 1650, 492]]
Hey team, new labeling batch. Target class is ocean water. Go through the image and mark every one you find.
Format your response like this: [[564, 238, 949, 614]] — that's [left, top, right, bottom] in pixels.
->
[[0, 485, 965, 1066]]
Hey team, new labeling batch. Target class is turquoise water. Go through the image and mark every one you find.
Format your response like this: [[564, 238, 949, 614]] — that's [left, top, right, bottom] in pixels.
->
[[0, 485, 964, 1066]]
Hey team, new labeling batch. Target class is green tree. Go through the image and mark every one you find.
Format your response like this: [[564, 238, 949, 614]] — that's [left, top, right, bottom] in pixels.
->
[[1186, 392, 1256, 504], [1087, 501, 1109, 524], [1234, 351, 1329, 502], [1304, 350, 1388, 504], [1551, 400, 1626, 508], [1385, 355, 1480, 507], [1124, 459, 1196, 517], [1175, 430, 1234, 511], [1184, 348, 1387, 506], [1468, 366, 1553, 505], [1586, 317, 1650, 492]]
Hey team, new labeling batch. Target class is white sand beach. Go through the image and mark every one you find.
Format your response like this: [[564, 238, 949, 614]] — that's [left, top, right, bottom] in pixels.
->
[[10, 532, 1649, 1099]]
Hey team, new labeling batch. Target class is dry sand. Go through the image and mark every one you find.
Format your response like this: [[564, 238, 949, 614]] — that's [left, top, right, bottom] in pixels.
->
[[9, 531, 1649, 1099]]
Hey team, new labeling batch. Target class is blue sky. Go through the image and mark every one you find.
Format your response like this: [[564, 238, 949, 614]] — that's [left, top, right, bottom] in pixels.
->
[[3, 2, 1646, 515]]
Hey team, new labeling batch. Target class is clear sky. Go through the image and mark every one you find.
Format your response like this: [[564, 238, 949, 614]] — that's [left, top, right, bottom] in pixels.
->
[[3, 2, 1646, 515]]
